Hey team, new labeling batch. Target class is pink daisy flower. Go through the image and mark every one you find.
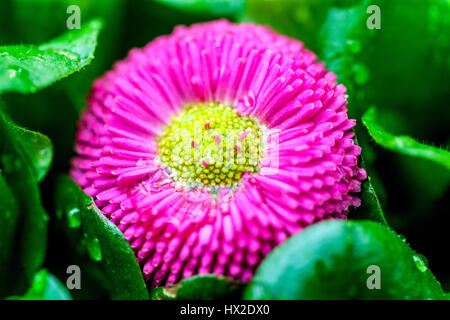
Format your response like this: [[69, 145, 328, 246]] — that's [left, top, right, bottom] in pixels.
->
[[70, 20, 367, 287]]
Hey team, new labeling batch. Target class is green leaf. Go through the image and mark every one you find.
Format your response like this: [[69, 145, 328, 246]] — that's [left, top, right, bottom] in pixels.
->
[[13, 127, 53, 182], [151, 274, 244, 300], [246, 2, 389, 225], [0, 108, 53, 182], [362, 107, 450, 170], [316, 0, 378, 115], [155, 0, 245, 16], [347, 132, 387, 225], [245, 0, 450, 134], [7, 269, 72, 300], [348, 175, 387, 225], [244, 220, 445, 299], [368, 0, 450, 124], [0, 107, 49, 294], [0, 19, 103, 94], [0, 0, 126, 111], [0, 173, 19, 296], [54, 175, 149, 300]]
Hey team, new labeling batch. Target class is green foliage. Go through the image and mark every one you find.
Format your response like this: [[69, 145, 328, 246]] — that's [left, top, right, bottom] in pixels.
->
[[0, 19, 103, 94], [246, 2, 449, 293], [246, 0, 379, 116], [0, 106, 50, 297], [245, 0, 450, 132], [348, 175, 387, 225], [363, 107, 450, 170], [245, 0, 334, 52], [0, 115, 53, 182], [54, 176, 149, 300], [0, 0, 448, 300], [368, 0, 450, 128], [244, 220, 446, 299], [151, 274, 244, 300], [7, 269, 72, 300], [348, 134, 387, 225], [0, 173, 19, 296], [156, 0, 245, 16]]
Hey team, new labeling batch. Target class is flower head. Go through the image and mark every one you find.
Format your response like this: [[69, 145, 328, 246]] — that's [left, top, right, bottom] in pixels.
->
[[71, 20, 367, 286]]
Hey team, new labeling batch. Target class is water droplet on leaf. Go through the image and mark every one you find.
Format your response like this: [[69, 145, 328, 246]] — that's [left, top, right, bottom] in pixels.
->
[[53, 50, 80, 62], [87, 237, 102, 262], [66, 207, 81, 228], [413, 254, 428, 272]]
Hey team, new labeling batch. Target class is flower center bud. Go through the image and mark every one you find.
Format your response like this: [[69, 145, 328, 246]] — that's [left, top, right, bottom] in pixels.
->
[[157, 102, 262, 189]]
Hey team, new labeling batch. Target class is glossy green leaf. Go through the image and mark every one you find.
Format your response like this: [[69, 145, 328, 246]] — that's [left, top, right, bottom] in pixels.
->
[[244, 220, 446, 299], [0, 107, 49, 294], [0, 109, 53, 182], [151, 274, 244, 300], [1, 0, 126, 111], [0, 19, 103, 94], [54, 175, 149, 300], [362, 107, 450, 170], [7, 269, 72, 300]]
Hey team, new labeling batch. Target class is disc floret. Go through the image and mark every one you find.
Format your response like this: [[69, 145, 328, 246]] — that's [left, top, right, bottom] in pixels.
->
[[157, 102, 262, 188]]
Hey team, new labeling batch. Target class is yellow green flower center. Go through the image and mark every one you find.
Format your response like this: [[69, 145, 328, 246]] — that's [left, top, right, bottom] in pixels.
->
[[157, 102, 262, 189]]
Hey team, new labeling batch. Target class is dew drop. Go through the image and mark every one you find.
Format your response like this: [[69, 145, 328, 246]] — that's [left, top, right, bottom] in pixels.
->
[[39, 147, 52, 160], [7, 66, 25, 79], [397, 233, 407, 242], [9, 69, 17, 79], [87, 237, 103, 262], [53, 50, 80, 62], [66, 207, 81, 228], [413, 254, 428, 273]]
